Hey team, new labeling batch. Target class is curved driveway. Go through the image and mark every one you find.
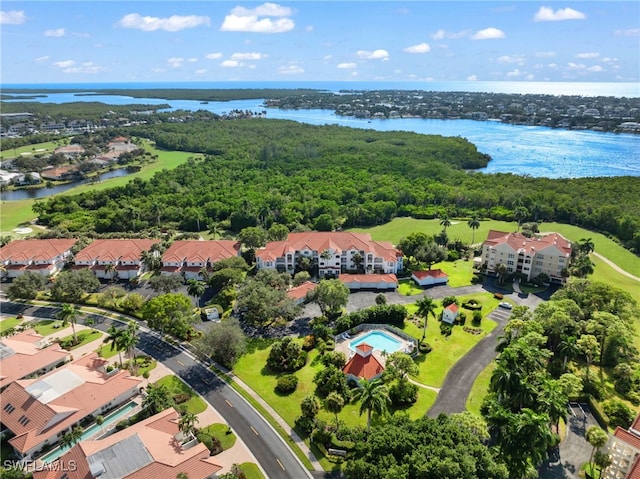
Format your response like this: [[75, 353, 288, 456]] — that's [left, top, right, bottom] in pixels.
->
[[0, 301, 312, 479]]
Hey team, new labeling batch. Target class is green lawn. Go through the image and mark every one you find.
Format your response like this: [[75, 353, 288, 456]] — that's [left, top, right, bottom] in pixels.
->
[[589, 255, 639, 303], [154, 374, 207, 414], [397, 279, 423, 296], [32, 319, 69, 336], [58, 329, 103, 349], [0, 317, 23, 334], [0, 141, 61, 162], [406, 293, 499, 387], [466, 362, 495, 415], [96, 342, 121, 359], [239, 463, 265, 479], [349, 217, 640, 278], [200, 423, 237, 450]]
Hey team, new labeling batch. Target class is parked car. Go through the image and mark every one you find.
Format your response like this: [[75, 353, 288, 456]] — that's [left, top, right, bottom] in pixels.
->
[[499, 302, 513, 310]]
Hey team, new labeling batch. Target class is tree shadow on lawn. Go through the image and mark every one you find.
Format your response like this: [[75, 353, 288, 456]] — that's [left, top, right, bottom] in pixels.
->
[[245, 337, 276, 354]]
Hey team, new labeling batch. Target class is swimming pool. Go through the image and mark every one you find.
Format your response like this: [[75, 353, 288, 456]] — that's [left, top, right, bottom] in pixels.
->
[[350, 330, 403, 354], [39, 400, 138, 464]]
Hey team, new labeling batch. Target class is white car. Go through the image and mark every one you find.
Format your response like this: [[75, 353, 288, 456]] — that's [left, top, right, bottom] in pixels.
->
[[499, 302, 513, 309]]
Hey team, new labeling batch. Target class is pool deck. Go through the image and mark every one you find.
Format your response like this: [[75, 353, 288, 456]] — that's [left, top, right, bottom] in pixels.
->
[[335, 328, 415, 366]]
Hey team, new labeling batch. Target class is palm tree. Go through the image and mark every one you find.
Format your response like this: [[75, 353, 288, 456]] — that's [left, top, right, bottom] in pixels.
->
[[439, 214, 452, 232], [178, 408, 199, 437], [496, 263, 508, 285], [467, 215, 480, 245], [558, 336, 580, 371], [141, 250, 160, 273], [352, 252, 364, 273], [58, 303, 80, 344], [122, 321, 140, 374], [324, 391, 345, 428], [187, 279, 206, 302], [351, 378, 390, 434], [579, 237, 595, 255], [104, 263, 117, 282], [104, 324, 126, 367], [416, 296, 438, 342], [514, 206, 529, 231]]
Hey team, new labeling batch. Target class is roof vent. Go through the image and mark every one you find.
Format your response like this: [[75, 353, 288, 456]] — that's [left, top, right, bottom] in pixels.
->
[[89, 461, 106, 477]]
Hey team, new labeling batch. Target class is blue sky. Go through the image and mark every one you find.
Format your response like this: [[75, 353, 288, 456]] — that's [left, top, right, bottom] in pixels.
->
[[1, 1, 638, 84]]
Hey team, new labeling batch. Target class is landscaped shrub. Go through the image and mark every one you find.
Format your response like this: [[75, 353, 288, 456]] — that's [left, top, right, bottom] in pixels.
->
[[312, 323, 332, 341], [440, 322, 453, 337], [375, 293, 387, 305], [324, 338, 335, 351], [583, 377, 606, 400], [389, 380, 418, 406], [603, 399, 635, 429], [302, 335, 315, 351], [312, 426, 333, 447], [295, 415, 316, 434], [441, 296, 458, 307], [321, 351, 347, 369], [419, 342, 432, 354], [275, 374, 299, 394], [196, 431, 223, 455], [173, 392, 190, 404], [457, 311, 467, 325], [266, 337, 307, 372], [462, 300, 482, 311], [335, 304, 408, 333], [472, 311, 483, 325], [331, 434, 355, 451]]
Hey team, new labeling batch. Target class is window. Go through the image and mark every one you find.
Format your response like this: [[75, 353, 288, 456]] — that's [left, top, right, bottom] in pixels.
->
[[18, 415, 30, 426], [559, 257, 565, 263], [507, 260, 514, 266], [538, 254, 545, 259], [535, 260, 543, 266], [4, 403, 15, 413], [508, 253, 515, 259]]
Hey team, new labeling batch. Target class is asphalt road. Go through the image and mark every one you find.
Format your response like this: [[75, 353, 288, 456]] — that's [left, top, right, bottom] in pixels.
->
[[0, 301, 312, 479]]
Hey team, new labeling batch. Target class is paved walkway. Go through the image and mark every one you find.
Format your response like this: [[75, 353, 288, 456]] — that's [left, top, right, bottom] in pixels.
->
[[593, 252, 640, 282]]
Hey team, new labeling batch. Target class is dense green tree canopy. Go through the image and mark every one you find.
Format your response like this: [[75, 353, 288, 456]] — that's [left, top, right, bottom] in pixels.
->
[[345, 414, 508, 479]]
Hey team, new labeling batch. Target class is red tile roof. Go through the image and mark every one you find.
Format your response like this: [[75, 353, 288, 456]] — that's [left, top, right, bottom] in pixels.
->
[[615, 426, 640, 451], [0, 329, 70, 389], [161, 240, 241, 264], [445, 303, 459, 313], [1, 353, 142, 455], [483, 230, 572, 256], [343, 349, 384, 380], [256, 232, 402, 262], [33, 408, 222, 479], [74, 239, 158, 263], [412, 269, 448, 280], [0, 239, 76, 262], [287, 281, 317, 301], [339, 273, 398, 284]]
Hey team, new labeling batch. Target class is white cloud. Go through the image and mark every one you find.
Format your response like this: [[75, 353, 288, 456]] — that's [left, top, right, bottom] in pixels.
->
[[206, 52, 223, 60], [195, 69, 207, 74], [575, 52, 599, 59], [614, 28, 640, 37], [230, 52, 264, 60], [222, 60, 243, 67], [337, 62, 357, 69], [587, 65, 603, 72], [534, 6, 586, 22], [168, 57, 184, 68], [117, 13, 210, 32], [506, 69, 523, 78], [472, 28, 505, 40], [535, 51, 556, 58], [431, 29, 467, 40], [44, 28, 65, 37], [323, 55, 333, 62], [35, 56, 50, 63], [404, 43, 431, 54], [278, 64, 304, 75], [188, 58, 198, 63], [61, 62, 107, 74], [356, 49, 389, 60], [54, 60, 75, 68], [231, 3, 292, 17], [305, 25, 313, 32], [467, 74, 478, 81], [497, 54, 525, 64], [1, 10, 26, 24], [221, 3, 294, 33]]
